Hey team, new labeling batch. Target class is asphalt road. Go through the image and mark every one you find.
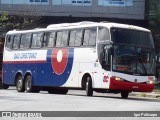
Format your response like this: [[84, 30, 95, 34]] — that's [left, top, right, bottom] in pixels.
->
[[0, 87, 160, 120]]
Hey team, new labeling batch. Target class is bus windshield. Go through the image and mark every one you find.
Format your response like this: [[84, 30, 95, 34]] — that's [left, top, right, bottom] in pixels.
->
[[111, 28, 156, 75], [112, 45, 155, 75], [111, 28, 154, 48]]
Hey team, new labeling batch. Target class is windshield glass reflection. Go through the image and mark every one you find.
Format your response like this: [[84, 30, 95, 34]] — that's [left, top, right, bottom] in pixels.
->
[[113, 45, 155, 75]]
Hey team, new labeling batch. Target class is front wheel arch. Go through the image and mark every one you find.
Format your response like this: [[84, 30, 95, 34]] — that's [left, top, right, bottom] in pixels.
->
[[81, 73, 93, 96], [81, 73, 92, 90], [86, 76, 93, 96]]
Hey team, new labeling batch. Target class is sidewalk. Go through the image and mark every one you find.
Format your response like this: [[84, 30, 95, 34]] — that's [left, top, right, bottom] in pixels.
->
[[130, 91, 160, 98]]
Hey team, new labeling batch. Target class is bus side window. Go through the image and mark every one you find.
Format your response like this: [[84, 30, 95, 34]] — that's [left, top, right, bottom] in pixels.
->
[[83, 28, 97, 46], [13, 35, 21, 50], [102, 46, 111, 71], [83, 29, 90, 46], [20, 34, 31, 49], [48, 32, 55, 47], [31, 33, 43, 48], [56, 31, 68, 47], [89, 28, 97, 46], [43, 32, 55, 48], [69, 29, 82, 46], [98, 27, 110, 43], [56, 31, 62, 47], [6, 35, 14, 49], [75, 29, 83, 46], [69, 30, 76, 46]]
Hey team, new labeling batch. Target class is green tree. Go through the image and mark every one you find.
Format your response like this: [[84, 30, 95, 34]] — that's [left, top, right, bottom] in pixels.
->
[[0, 12, 41, 31], [149, 0, 160, 37], [149, 0, 160, 55], [0, 12, 41, 52]]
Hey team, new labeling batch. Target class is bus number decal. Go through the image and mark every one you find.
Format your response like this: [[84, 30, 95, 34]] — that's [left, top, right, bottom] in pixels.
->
[[103, 76, 109, 83]]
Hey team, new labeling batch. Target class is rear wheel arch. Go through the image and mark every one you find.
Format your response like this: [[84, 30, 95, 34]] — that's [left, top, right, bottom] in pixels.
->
[[14, 71, 23, 85], [24, 71, 32, 83], [15, 71, 25, 92], [24, 72, 40, 93]]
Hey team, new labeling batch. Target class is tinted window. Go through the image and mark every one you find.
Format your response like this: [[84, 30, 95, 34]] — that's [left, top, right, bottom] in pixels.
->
[[98, 27, 110, 42], [56, 31, 68, 47], [20, 34, 31, 49], [69, 29, 83, 46], [76, 29, 83, 46], [13, 35, 21, 49], [111, 28, 154, 48], [48, 32, 55, 47], [31, 33, 43, 48], [69, 30, 76, 46], [89, 28, 97, 45], [43, 32, 55, 47], [6, 35, 14, 49], [83, 28, 97, 46], [83, 29, 90, 46], [56, 31, 62, 47]]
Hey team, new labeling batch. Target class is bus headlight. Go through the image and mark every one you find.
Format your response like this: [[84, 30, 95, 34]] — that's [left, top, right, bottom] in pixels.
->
[[147, 76, 155, 84], [149, 80, 154, 84], [112, 76, 124, 81], [147, 80, 155, 84]]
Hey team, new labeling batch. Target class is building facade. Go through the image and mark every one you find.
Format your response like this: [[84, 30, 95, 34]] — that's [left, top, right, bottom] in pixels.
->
[[0, 0, 149, 27]]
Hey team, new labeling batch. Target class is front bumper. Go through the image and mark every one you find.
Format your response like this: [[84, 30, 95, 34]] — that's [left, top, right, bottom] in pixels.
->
[[109, 78, 154, 92]]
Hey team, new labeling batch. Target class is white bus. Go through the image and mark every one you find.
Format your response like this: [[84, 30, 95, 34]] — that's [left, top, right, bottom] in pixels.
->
[[2, 21, 156, 98]]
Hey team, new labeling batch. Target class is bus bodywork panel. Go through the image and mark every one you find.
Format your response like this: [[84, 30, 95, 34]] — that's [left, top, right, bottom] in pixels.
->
[[3, 47, 109, 89], [109, 77, 154, 92], [3, 48, 74, 87]]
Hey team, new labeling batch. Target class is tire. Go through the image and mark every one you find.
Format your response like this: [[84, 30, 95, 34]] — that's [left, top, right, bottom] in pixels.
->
[[2, 84, 9, 89], [16, 76, 25, 92], [86, 77, 93, 96], [121, 91, 129, 99], [48, 88, 68, 94], [25, 75, 40, 93]]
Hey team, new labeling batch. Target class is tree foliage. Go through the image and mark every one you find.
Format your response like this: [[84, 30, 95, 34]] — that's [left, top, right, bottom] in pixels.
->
[[0, 12, 41, 31], [149, 0, 160, 51], [0, 12, 41, 52], [149, 0, 160, 36]]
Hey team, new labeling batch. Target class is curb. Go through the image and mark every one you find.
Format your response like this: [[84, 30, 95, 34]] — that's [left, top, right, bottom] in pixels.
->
[[130, 92, 160, 98]]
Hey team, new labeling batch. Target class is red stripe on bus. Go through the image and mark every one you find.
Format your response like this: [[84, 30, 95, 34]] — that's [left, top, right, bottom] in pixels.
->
[[3, 60, 46, 64]]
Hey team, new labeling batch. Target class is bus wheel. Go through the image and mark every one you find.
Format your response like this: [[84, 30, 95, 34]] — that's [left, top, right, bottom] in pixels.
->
[[16, 76, 25, 92], [86, 77, 93, 96], [121, 91, 129, 99], [2, 84, 9, 89], [25, 75, 39, 93]]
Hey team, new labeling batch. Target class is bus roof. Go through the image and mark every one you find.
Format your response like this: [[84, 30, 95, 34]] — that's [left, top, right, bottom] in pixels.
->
[[6, 21, 150, 35], [101, 22, 150, 32]]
